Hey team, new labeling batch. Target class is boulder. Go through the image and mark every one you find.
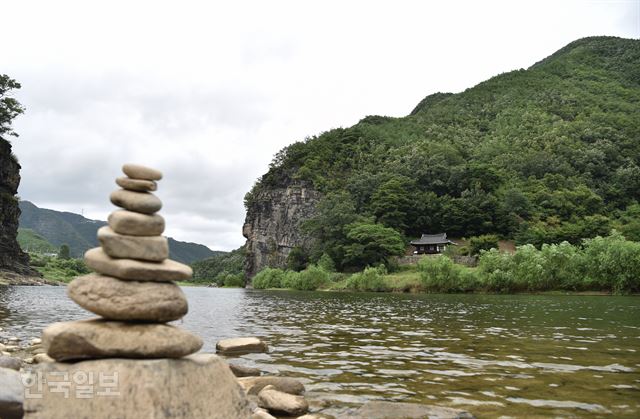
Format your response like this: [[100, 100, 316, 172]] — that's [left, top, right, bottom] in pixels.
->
[[97, 226, 169, 262], [0, 367, 23, 419], [258, 385, 309, 416], [297, 415, 334, 419], [43, 319, 202, 361], [122, 163, 163, 181], [350, 401, 475, 419], [216, 337, 268, 355], [84, 248, 192, 281], [116, 176, 157, 192], [0, 355, 22, 371], [23, 354, 251, 419], [229, 363, 261, 377], [68, 273, 187, 322], [108, 210, 165, 236], [110, 189, 162, 214], [238, 376, 305, 396]]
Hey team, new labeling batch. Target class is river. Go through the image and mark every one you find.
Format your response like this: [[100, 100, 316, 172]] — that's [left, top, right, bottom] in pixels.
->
[[1, 286, 638, 417]]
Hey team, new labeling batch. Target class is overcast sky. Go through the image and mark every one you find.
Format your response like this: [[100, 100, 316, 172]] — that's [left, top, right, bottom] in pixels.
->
[[3, 0, 639, 251]]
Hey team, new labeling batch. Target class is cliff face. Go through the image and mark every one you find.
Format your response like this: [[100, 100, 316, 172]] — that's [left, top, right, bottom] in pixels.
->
[[0, 139, 34, 274], [242, 182, 321, 277]]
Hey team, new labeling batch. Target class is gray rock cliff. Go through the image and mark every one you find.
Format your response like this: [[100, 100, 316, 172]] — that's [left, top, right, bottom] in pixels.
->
[[242, 181, 321, 278]]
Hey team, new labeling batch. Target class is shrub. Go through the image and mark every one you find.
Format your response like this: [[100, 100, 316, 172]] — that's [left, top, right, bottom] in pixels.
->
[[317, 253, 336, 272], [468, 235, 499, 255], [296, 265, 331, 290], [418, 256, 479, 292], [346, 266, 388, 292], [282, 270, 301, 289], [581, 231, 640, 293], [223, 273, 245, 287], [251, 268, 285, 289]]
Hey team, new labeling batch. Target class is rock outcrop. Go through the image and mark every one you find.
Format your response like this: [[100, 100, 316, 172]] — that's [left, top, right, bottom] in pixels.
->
[[0, 138, 38, 278], [242, 181, 321, 277]]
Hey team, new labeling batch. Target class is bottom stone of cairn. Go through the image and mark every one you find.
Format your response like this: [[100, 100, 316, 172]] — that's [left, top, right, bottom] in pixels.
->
[[23, 354, 252, 419]]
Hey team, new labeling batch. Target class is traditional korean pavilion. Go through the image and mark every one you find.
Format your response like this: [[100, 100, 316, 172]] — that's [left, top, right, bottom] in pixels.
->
[[410, 233, 456, 254]]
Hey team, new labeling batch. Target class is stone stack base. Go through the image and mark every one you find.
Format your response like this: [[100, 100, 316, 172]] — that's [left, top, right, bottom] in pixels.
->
[[24, 354, 251, 419]]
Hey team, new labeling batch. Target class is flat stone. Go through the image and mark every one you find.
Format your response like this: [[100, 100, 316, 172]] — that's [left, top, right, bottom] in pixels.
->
[[98, 226, 169, 262], [0, 355, 22, 371], [84, 247, 192, 281], [116, 176, 157, 192], [110, 189, 162, 214], [108, 210, 165, 236], [30, 338, 42, 345], [122, 163, 163, 181], [68, 273, 188, 322], [258, 385, 309, 416], [33, 353, 54, 364], [43, 319, 202, 361], [217, 337, 268, 355], [23, 354, 251, 419], [0, 368, 23, 419], [229, 363, 261, 377], [238, 376, 305, 396], [351, 401, 475, 419]]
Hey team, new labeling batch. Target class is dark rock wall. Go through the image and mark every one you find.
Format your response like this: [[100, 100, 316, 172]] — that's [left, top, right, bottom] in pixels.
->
[[0, 138, 34, 274]]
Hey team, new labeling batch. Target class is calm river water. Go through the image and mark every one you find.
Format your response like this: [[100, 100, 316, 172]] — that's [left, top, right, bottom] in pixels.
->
[[1, 286, 639, 418]]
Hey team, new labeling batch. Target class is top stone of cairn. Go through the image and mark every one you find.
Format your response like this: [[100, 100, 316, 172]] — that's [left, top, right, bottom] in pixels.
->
[[122, 163, 163, 181]]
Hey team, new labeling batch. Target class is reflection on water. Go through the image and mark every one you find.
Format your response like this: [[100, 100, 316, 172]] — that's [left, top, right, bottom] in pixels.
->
[[1, 286, 639, 417]]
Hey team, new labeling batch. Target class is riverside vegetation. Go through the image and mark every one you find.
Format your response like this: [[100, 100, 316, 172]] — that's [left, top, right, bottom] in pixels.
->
[[252, 231, 640, 294]]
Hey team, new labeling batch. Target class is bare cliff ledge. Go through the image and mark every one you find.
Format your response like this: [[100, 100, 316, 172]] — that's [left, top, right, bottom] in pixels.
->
[[242, 181, 321, 278], [0, 138, 40, 281]]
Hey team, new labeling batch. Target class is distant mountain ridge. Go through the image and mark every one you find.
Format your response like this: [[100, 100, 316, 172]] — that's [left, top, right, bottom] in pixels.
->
[[19, 201, 219, 264]]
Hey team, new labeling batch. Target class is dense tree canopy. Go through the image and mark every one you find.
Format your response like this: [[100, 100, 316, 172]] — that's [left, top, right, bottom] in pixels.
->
[[246, 37, 640, 261]]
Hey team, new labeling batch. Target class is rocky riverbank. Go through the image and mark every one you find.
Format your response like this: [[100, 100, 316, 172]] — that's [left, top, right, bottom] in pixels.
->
[[0, 270, 59, 286], [1, 333, 475, 419]]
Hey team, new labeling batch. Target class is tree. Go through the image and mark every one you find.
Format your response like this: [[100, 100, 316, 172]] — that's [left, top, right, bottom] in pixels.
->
[[370, 176, 416, 232], [0, 75, 24, 140], [343, 222, 405, 269], [301, 192, 365, 267], [58, 244, 71, 260], [286, 246, 308, 271]]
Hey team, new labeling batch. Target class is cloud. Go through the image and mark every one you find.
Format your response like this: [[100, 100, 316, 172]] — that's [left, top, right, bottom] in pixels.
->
[[5, 0, 638, 250]]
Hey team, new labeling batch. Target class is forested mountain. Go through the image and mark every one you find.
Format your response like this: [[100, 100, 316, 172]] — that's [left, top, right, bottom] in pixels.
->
[[244, 36, 640, 273], [19, 201, 217, 264]]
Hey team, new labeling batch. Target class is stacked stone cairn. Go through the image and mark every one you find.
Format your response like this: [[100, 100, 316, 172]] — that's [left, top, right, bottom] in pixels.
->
[[25, 164, 251, 419], [43, 164, 201, 361]]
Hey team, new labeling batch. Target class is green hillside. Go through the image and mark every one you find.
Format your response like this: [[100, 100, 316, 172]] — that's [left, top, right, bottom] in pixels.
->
[[16, 228, 58, 254], [19, 200, 218, 264], [246, 37, 640, 269]]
